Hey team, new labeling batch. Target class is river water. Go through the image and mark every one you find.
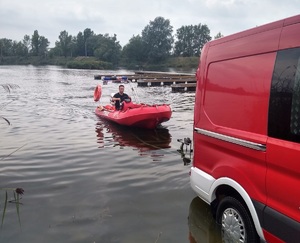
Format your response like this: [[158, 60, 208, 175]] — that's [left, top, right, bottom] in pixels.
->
[[0, 66, 221, 243]]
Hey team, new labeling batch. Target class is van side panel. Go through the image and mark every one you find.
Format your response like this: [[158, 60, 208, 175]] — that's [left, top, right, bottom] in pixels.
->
[[193, 53, 276, 204], [193, 133, 267, 202], [194, 43, 209, 125], [207, 28, 282, 62], [265, 139, 300, 242], [266, 139, 300, 221], [203, 53, 275, 135], [279, 22, 300, 50]]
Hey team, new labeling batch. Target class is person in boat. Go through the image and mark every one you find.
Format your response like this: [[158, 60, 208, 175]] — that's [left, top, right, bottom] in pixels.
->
[[112, 84, 131, 110]]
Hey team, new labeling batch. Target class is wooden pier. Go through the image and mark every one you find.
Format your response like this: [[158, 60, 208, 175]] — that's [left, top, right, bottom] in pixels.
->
[[94, 71, 196, 92], [171, 83, 196, 92]]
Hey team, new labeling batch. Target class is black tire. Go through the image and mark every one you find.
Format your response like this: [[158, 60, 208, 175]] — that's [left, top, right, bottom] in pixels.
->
[[216, 196, 260, 243]]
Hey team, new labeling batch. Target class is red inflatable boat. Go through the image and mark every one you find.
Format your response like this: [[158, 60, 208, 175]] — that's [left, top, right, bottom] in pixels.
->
[[95, 101, 172, 129]]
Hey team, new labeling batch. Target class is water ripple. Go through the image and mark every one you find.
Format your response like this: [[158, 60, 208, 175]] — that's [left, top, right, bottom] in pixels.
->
[[0, 66, 196, 243]]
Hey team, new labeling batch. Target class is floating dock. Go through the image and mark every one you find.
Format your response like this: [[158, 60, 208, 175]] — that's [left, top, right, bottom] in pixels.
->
[[94, 71, 196, 92], [171, 83, 196, 92]]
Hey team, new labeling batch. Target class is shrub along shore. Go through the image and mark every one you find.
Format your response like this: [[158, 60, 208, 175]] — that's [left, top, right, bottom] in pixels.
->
[[0, 56, 199, 70]]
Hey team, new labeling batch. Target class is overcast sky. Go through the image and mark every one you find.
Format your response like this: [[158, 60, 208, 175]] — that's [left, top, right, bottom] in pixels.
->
[[1, 0, 300, 48]]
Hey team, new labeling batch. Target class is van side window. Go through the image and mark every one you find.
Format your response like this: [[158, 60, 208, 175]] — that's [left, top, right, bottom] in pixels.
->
[[268, 47, 300, 142]]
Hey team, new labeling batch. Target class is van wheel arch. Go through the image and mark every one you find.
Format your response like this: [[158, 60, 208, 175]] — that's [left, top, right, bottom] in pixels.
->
[[211, 185, 243, 218]]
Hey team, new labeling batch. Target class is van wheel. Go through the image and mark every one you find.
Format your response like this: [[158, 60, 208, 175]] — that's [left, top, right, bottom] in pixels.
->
[[216, 196, 259, 243]]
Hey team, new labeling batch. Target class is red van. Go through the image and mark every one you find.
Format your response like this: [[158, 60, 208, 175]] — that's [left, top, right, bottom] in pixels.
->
[[191, 15, 300, 243]]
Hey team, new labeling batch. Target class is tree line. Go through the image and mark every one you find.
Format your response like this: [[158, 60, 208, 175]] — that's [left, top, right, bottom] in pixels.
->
[[0, 16, 223, 67]]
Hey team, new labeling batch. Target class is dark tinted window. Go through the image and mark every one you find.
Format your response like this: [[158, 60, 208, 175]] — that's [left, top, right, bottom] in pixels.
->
[[268, 47, 300, 142]]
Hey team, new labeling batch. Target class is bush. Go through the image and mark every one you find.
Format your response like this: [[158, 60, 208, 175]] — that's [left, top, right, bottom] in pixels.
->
[[66, 57, 113, 69], [165, 56, 199, 69]]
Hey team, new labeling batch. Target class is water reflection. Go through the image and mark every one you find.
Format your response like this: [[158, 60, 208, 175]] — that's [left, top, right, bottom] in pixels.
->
[[95, 121, 172, 159], [177, 137, 193, 166], [188, 197, 222, 243]]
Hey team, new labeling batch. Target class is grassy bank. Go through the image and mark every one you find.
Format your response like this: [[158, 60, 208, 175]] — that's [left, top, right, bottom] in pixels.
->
[[0, 56, 199, 71], [65, 57, 113, 69], [165, 56, 199, 69], [0, 56, 113, 70], [119, 56, 199, 71]]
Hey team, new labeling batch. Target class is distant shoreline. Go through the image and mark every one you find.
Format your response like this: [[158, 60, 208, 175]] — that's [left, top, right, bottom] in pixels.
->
[[0, 56, 199, 71]]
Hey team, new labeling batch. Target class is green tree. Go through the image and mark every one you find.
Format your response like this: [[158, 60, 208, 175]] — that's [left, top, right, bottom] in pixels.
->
[[174, 24, 211, 57], [75, 31, 85, 56], [83, 28, 94, 56], [214, 32, 224, 39], [38, 36, 49, 57], [0, 38, 13, 57], [23, 35, 31, 56], [12, 41, 27, 56], [93, 34, 121, 66], [56, 30, 72, 57], [31, 30, 49, 57], [70, 36, 77, 57], [72, 28, 95, 57], [141, 16, 174, 63], [122, 35, 146, 63], [31, 30, 40, 56], [0, 38, 28, 57], [48, 46, 61, 57]]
